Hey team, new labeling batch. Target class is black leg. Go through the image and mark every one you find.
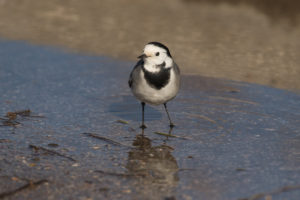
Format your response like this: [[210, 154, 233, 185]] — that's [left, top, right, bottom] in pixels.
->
[[163, 103, 175, 128], [168, 126, 174, 134], [140, 102, 147, 129]]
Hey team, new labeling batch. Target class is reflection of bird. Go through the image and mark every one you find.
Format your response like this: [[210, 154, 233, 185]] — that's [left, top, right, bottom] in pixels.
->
[[128, 42, 180, 128], [126, 134, 179, 186]]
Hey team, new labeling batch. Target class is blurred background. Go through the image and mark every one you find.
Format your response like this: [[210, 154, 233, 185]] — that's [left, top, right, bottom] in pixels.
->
[[0, 0, 299, 91]]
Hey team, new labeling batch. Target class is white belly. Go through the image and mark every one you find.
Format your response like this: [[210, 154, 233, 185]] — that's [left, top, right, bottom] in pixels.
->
[[132, 69, 179, 105]]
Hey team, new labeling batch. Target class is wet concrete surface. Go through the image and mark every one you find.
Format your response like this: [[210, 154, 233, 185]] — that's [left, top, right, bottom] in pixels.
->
[[0, 0, 300, 90], [0, 40, 300, 200]]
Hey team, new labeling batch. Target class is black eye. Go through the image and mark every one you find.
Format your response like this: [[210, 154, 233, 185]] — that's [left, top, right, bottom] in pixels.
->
[[155, 52, 160, 56]]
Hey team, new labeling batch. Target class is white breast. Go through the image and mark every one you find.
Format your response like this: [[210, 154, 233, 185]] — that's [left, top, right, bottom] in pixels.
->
[[132, 68, 179, 105]]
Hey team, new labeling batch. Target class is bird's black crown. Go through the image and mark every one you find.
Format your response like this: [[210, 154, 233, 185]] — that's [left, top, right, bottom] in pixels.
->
[[147, 42, 172, 58]]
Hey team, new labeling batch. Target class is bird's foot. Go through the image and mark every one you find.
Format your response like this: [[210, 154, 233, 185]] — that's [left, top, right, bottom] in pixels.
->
[[169, 123, 175, 128], [140, 124, 147, 129]]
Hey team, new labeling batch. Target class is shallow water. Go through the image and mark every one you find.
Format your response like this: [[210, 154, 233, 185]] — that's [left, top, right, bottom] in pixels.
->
[[0, 40, 299, 199]]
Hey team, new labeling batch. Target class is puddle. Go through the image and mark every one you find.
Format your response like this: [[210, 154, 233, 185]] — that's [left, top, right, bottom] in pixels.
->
[[0, 40, 300, 199]]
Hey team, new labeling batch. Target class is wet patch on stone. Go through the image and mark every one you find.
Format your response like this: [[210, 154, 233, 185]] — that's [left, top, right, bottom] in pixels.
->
[[0, 40, 299, 199]]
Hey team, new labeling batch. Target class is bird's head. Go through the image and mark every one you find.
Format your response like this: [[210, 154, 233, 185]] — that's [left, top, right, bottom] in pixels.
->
[[138, 42, 173, 66]]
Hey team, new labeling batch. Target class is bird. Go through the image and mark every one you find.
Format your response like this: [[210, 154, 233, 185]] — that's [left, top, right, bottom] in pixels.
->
[[128, 42, 180, 129]]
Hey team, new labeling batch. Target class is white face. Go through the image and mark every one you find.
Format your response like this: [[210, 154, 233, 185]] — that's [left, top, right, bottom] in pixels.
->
[[143, 44, 168, 66]]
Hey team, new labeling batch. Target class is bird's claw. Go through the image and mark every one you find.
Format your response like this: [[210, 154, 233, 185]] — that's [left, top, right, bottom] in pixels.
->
[[169, 123, 175, 128], [140, 124, 147, 129]]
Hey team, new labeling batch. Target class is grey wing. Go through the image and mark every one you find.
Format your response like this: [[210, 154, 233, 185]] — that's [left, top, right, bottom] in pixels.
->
[[173, 62, 181, 88], [173, 61, 180, 75], [128, 73, 133, 88], [128, 60, 143, 88]]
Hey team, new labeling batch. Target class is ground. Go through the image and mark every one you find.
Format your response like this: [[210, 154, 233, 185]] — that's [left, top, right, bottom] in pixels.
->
[[0, 41, 299, 200]]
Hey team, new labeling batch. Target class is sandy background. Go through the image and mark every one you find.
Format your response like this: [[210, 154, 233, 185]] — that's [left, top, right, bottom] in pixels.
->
[[0, 0, 299, 91]]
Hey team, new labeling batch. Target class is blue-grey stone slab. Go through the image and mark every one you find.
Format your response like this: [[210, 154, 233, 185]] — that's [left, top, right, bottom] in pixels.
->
[[0, 39, 299, 200]]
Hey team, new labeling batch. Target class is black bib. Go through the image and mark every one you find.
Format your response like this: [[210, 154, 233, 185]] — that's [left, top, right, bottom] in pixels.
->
[[142, 62, 171, 90]]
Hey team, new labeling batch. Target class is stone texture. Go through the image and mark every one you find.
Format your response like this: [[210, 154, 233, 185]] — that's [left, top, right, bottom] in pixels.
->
[[0, 40, 300, 200]]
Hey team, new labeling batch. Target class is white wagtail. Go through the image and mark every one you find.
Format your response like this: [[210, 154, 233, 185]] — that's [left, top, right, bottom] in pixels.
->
[[128, 42, 180, 128]]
